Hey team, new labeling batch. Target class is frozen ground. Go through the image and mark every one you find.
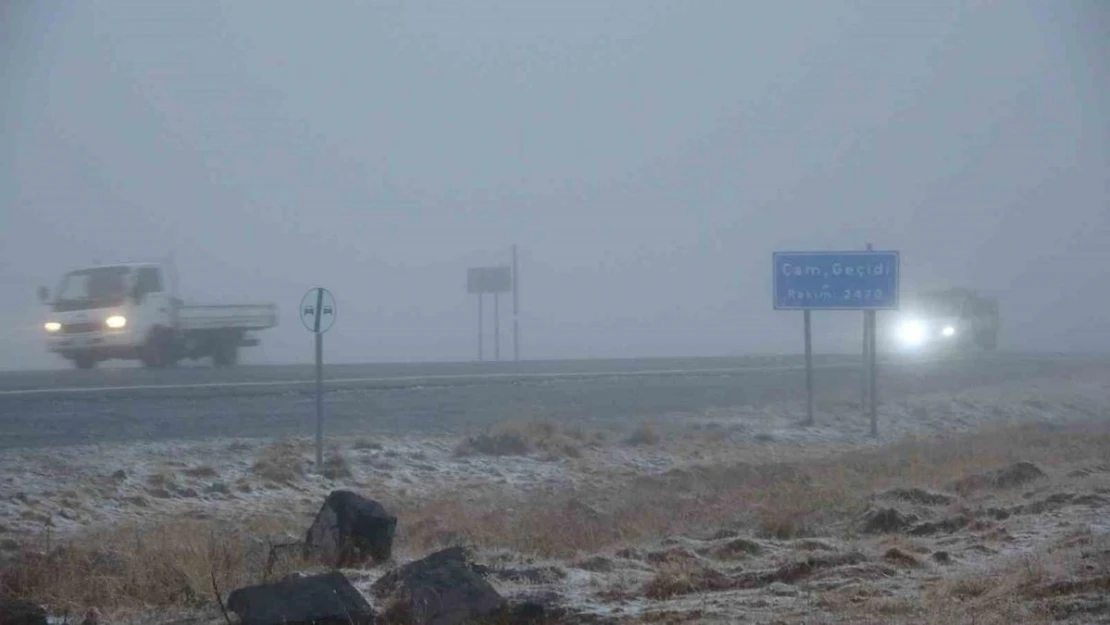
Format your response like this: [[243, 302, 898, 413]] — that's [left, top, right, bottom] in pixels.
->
[[2, 372, 1109, 623], [1, 377, 1107, 540]]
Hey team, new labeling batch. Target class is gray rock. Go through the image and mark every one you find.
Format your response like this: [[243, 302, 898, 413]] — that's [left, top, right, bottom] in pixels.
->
[[0, 600, 47, 625], [373, 547, 505, 625], [305, 490, 396, 567], [227, 571, 374, 625]]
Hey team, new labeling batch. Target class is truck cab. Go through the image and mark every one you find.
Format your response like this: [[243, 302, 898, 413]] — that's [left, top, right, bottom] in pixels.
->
[[40, 263, 277, 369]]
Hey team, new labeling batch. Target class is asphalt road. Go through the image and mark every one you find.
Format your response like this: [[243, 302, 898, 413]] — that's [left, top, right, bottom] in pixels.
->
[[0, 354, 1105, 450]]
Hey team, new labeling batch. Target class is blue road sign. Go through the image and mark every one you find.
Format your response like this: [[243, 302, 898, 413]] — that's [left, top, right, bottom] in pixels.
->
[[773, 251, 900, 310]]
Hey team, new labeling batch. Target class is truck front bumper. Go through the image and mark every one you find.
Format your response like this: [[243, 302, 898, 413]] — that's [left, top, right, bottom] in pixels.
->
[[47, 330, 139, 359]]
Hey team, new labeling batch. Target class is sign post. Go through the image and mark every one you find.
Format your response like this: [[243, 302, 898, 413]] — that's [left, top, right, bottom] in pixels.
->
[[300, 287, 337, 468], [804, 309, 814, 425], [773, 250, 900, 431], [512, 244, 520, 362], [467, 265, 513, 362]]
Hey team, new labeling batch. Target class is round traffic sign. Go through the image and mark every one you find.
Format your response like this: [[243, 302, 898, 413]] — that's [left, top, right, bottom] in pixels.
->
[[300, 287, 337, 333]]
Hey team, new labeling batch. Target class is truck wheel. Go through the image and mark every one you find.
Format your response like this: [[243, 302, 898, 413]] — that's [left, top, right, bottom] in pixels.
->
[[73, 354, 97, 370], [141, 327, 178, 369], [212, 342, 239, 368], [977, 331, 998, 352]]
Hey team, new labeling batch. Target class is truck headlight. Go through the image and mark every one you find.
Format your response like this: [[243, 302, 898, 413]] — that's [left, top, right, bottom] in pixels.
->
[[44, 321, 62, 333], [105, 315, 127, 329], [942, 326, 956, 337], [896, 319, 927, 347]]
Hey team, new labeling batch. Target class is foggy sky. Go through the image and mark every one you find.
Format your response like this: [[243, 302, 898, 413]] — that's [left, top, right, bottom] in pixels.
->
[[2, 1, 1107, 370]]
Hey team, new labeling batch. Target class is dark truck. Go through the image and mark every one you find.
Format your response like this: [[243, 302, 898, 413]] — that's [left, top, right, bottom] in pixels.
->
[[885, 287, 1000, 353]]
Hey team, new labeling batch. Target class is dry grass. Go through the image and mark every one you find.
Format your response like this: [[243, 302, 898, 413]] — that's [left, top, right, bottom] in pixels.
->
[[250, 439, 306, 485], [183, 465, 219, 479], [353, 438, 383, 451], [827, 531, 1110, 625], [402, 421, 1110, 559], [625, 423, 661, 447], [643, 560, 729, 599], [0, 518, 308, 615], [322, 445, 353, 480], [4, 420, 1108, 618], [454, 421, 584, 459]]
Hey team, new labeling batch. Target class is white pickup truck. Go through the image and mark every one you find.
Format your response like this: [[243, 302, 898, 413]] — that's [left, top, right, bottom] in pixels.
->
[[38, 262, 278, 369]]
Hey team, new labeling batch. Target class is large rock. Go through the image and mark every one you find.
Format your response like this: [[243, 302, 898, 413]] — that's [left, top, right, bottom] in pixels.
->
[[227, 572, 375, 625], [372, 547, 505, 625], [0, 600, 48, 625], [305, 490, 396, 567]]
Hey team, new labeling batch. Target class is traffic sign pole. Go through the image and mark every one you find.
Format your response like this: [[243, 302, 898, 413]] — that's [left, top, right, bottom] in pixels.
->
[[300, 287, 336, 472], [512, 244, 520, 362], [804, 309, 814, 426], [315, 331, 323, 466], [862, 243, 873, 420], [869, 309, 879, 437]]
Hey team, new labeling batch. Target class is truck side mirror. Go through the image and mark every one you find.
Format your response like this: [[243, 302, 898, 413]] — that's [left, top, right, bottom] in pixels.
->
[[37, 286, 49, 303]]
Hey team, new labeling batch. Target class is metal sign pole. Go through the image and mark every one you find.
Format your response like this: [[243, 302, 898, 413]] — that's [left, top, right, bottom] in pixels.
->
[[804, 309, 814, 426], [861, 316, 870, 414], [300, 287, 336, 471], [862, 243, 873, 417], [494, 293, 500, 361], [315, 330, 323, 466], [512, 244, 520, 362], [869, 309, 879, 437], [313, 287, 325, 468], [478, 294, 484, 362]]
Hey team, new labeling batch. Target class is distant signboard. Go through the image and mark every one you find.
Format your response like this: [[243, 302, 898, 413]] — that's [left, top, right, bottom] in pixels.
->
[[467, 266, 512, 294], [772, 251, 900, 310]]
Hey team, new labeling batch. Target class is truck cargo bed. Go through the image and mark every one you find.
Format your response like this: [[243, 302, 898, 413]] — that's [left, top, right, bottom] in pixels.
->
[[177, 304, 278, 331]]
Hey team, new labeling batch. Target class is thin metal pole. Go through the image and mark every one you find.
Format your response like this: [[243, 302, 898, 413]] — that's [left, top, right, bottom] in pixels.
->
[[315, 331, 323, 468], [494, 292, 501, 362], [869, 309, 879, 437], [861, 243, 873, 416], [478, 294, 484, 362], [861, 316, 869, 413], [804, 309, 814, 426], [512, 244, 519, 362]]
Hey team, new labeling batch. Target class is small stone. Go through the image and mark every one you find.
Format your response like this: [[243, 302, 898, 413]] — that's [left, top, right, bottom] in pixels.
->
[[767, 582, 797, 597], [80, 607, 102, 625], [860, 507, 915, 534], [883, 548, 920, 567], [206, 482, 231, 495]]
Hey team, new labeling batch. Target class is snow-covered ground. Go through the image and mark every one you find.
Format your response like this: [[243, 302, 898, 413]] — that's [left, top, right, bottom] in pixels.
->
[[2, 376, 1107, 540], [3, 373, 1110, 624]]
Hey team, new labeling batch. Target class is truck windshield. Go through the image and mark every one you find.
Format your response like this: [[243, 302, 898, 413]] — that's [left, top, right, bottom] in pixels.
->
[[53, 267, 131, 312]]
